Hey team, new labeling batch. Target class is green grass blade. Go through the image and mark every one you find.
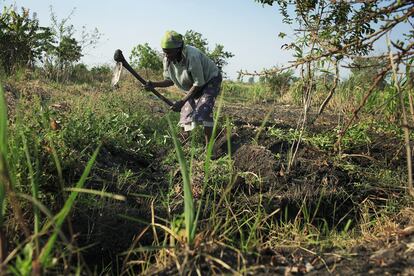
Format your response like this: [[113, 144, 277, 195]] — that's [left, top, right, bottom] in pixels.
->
[[254, 107, 273, 143], [0, 85, 6, 156], [192, 92, 225, 238], [63, 187, 126, 201], [0, 84, 7, 266], [40, 109, 65, 194], [167, 116, 194, 245], [0, 84, 7, 223], [204, 92, 224, 169], [39, 145, 101, 266], [21, 133, 40, 255]]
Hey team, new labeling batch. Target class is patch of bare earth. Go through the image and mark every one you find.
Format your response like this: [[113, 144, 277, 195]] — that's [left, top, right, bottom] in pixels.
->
[[151, 101, 413, 275]]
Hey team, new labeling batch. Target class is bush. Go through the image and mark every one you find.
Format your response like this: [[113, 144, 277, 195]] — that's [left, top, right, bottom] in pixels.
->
[[69, 64, 111, 84], [259, 69, 297, 96], [0, 5, 53, 74]]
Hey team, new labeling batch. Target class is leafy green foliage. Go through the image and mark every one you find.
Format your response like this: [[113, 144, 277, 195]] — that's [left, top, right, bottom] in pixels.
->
[[256, 0, 414, 63], [0, 4, 101, 82], [184, 30, 234, 72], [345, 56, 387, 90], [183, 30, 209, 53], [10, 243, 33, 275], [129, 43, 163, 74], [259, 69, 297, 96], [43, 8, 83, 82], [56, 36, 82, 64], [42, 7, 101, 83], [0, 6, 53, 75], [267, 123, 375, 151]]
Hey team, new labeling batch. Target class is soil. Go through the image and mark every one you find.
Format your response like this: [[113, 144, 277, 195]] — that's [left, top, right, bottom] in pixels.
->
[[82, 99, 412, 274], [4, 83, 413, 274], [146, 230, 414, 275], [68, 99, 413, 274], [140, 101, 413, 275]]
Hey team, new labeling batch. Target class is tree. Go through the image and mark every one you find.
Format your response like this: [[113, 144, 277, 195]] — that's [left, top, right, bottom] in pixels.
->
[[183, 30, 209, 54], [43, 6, 101, 82], [129, 43, 163, 78], [208, 44, 235, 73], [254, 0, 414, 195], [0, 5, 53, 75], [250, 0, 413, 117], [344, 56, 387, 90], [254, 0, 413, 67], [183, 30, 234, 75]]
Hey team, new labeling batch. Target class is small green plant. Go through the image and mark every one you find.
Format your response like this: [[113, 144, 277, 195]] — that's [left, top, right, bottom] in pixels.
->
[[10, 243, 34, 275], [306, 132, 335, 150], [167, 116, 195, 246]]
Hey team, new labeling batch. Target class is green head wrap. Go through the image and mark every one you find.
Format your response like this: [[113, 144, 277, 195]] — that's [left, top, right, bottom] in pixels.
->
[[161, 30, 184, 49]]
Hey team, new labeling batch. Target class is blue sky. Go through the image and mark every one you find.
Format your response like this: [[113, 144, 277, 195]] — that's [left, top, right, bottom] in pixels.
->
[[2, 1, 411, 80], [3, 0, 295, 80]]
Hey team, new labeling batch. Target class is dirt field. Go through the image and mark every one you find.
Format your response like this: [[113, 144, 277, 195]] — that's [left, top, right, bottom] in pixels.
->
[[73, 99, 414, 274], [4, 82, 414, 274]]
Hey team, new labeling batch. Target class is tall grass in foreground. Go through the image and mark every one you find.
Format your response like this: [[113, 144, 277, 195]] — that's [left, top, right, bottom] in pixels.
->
[[0, 83, 104, 274], [164, 92, 224, 248], [0, 84, 7, 271], [167, 117, 195, 245], [194, 93, 224, 236], [0, 84, 33, 273], [0, 84, 32, 273]]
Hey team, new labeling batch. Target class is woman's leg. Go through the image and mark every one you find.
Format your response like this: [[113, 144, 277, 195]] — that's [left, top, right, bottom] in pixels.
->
[[204, 126, 213, 146]]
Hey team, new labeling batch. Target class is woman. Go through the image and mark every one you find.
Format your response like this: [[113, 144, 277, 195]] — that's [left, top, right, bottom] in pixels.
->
[[145, 30, 222, 146]]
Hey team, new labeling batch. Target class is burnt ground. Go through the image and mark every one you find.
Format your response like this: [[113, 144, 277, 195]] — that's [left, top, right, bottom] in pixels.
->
[[71, 99, 413, 274], [4, 83, 414, 274], [208, 102, 414, 275]]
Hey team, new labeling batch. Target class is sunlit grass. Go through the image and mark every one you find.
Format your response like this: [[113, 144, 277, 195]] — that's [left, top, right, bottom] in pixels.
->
[[2, 74, 413, 275]]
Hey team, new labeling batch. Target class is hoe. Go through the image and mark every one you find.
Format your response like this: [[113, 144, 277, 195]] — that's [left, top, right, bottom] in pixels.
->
[[111, 49, 173, 106]]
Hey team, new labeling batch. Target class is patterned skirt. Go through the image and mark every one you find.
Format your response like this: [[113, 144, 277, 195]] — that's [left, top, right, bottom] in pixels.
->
[[179, 73, 222, 131]]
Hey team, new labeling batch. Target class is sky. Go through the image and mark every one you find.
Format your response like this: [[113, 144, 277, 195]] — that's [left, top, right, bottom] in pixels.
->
[[2, 0, 296, 80], [2, 1, 411, 81]]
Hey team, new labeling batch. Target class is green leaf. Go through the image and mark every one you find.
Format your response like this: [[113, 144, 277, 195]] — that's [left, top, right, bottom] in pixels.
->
[[167, 116, 195, 245]]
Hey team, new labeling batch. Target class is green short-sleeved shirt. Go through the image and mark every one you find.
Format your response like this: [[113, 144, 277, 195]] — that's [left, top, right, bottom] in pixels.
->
[[163, 45, 219, 91]]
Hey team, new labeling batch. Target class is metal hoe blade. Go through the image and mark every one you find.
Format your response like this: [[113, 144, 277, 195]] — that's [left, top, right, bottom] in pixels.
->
[[111, 62, 123, 87]]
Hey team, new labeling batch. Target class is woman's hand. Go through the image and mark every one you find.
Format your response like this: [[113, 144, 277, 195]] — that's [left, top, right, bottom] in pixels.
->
[[144, 80, 154, 91], [171, 100, 185, 112]]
